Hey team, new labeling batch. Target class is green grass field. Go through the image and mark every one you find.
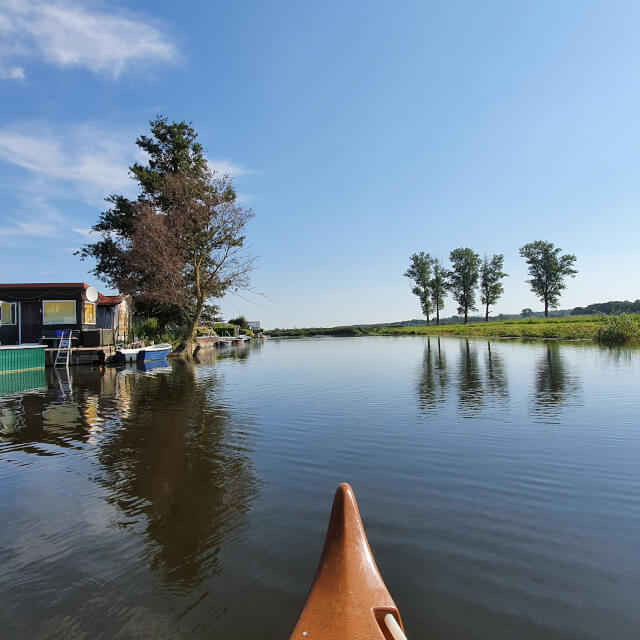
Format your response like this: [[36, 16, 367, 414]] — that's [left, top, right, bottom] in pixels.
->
[[375, 315, 605, 340], [267, 314, 640, 342]]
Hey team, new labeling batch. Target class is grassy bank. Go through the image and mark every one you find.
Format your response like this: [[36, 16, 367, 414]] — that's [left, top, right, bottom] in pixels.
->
[[267, 314, 640, 342]]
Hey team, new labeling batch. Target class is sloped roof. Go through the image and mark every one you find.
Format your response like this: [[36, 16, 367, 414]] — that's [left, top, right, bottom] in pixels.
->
[[97, 294, 124, 306], [0, 284, 126, 306], [0, 282, 89, 289]]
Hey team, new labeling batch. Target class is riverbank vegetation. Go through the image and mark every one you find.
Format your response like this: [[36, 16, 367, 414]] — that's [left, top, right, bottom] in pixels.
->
[[267, 313, 640, 342], [594, 314, 640, 345]]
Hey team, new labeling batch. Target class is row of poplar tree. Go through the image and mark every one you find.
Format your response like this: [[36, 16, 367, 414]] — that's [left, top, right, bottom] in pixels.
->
[[404, 241, 578, 324]]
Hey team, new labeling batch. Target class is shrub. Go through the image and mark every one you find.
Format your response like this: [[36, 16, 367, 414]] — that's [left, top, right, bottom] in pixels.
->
[[132, 317, 183, 348], [132, 317, 158, 341], [229, 316, 248, 330], [213, 323, 238, 335], [594, 313, 640, 345]]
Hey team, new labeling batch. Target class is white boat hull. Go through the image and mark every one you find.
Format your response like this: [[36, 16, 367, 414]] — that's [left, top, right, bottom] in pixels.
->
[[116, 348, 142, 362]]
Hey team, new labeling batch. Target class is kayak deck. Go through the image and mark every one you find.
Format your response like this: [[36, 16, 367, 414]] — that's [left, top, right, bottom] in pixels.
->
[[289, 483, 406, 639]]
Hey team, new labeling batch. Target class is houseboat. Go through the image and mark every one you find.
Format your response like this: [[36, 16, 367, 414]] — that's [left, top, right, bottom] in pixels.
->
[[0, 283, 130, 347]]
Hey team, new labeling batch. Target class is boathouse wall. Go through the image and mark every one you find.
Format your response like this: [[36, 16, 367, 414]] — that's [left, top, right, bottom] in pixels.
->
[[0, 284, 101, 346]]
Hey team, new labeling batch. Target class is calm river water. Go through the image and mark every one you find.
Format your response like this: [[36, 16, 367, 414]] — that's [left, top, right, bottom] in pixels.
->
[[1, 337, 639, 639]]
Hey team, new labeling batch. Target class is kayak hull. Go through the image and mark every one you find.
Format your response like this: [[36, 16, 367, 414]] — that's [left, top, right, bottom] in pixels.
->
[[289, 483, 404, 639]]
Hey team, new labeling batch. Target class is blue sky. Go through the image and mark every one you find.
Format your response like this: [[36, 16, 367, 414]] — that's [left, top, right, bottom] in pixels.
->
[[0, 1, 638, 328]]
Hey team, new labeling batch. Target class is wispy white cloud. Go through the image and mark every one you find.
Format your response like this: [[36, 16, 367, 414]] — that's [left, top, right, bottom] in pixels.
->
[[0, 123, 256, 206], [71, 228, 95, 240], [0, 65, 24, 79], [0, 220, 58, 237], [0, 121, 135, 205], [0, 121, 258, 250], [0, 196, 63, 245], [235, 192, 253, 205], [0, 0, 178, 79], [209, 158, 257, 178]]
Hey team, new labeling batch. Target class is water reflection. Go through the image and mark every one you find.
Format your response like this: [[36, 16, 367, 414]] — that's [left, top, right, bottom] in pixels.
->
[[414, 338, 589, 420], [457, 339, 485, 416], [1, 337, 638, 640], [0, 367, 116, 448], [531, 343, 581, 422], [97, 359, 259, 589], [0, 351, 260, 593], [485, 341, 509, 404], [417, 337, 448, 414], [138, 358, 172, 373]]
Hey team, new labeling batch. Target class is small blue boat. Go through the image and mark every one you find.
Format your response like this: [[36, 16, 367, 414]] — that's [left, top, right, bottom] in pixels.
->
[[136, 343, 172, 362]]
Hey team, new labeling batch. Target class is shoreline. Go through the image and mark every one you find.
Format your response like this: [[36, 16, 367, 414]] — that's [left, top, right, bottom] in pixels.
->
[[266, 314, 640, 343]]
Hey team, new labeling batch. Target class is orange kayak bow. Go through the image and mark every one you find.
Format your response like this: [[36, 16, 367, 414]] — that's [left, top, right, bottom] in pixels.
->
[[289, 483, 407, 639]]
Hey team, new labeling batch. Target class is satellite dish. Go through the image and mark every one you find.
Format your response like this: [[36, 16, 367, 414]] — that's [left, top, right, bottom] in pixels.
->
[[86, 286, 98, 303]]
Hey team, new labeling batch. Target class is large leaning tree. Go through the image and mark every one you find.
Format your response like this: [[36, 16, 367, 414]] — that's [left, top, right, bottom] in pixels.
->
[[519, 241, 577, 318], [121, 170, 253, 352], [405, 252, 434, 324], [448, 247, 480, 324], [479, 254, 508, 321], [78, 116, 254, 351]]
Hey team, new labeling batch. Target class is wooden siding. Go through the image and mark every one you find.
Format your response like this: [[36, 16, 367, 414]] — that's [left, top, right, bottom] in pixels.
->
[[0, 287, 86, 345], [0, 325, 19, 345]]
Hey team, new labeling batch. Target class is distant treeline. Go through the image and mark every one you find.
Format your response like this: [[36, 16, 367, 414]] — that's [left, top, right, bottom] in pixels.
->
[[571, 300, 640, 315], [267, 299, 640, 336]]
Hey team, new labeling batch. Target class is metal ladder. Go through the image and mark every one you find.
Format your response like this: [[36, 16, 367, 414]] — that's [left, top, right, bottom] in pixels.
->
[[54, 330, 73, 368]]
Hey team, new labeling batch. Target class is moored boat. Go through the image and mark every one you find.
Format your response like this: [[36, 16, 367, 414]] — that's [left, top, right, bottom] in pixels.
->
[[289, 483, 407, 639], [114, 346, 142, 363], [136, 343, 172, 362]]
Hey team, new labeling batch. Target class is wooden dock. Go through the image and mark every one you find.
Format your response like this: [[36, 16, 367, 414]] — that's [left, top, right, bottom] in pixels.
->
[[39, 335, 249, 367], [43, 346, 118, 367]]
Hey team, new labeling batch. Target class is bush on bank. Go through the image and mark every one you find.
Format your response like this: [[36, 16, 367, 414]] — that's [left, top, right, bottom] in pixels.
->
[[132, 317, 184, 348], [594, 314, 640, 345]]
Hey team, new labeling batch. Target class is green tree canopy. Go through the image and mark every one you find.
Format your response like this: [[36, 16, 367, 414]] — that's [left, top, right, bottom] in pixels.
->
[[519, 241, 577, 317], [119, 170, 253, 352], [447, 248, 480, 324], [430, 258, 448, 325], [404, 252, 434, 323], [78, 116, 210, 294], [479, 254, 508, 321]]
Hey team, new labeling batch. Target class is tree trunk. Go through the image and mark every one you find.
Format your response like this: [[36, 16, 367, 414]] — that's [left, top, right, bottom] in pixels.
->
[[181, 295, 205, 355], [485, 302, 489, 322], [426, 311, 430, 325], [436, 307, 440, 325], [464, 308, 468, 324], [544, 298, 549, 318]]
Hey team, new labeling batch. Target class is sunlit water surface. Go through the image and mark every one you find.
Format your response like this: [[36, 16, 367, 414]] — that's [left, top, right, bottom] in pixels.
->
[[1, 337, 639, 639]]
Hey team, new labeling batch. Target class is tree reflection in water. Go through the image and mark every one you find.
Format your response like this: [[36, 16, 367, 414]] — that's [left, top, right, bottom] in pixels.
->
[[485, 340, 509, 405], [97, 358, 258, 589], [457, 339, 485, 417], [531, 343, 581, 422], [417, 337, 448, 414]]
